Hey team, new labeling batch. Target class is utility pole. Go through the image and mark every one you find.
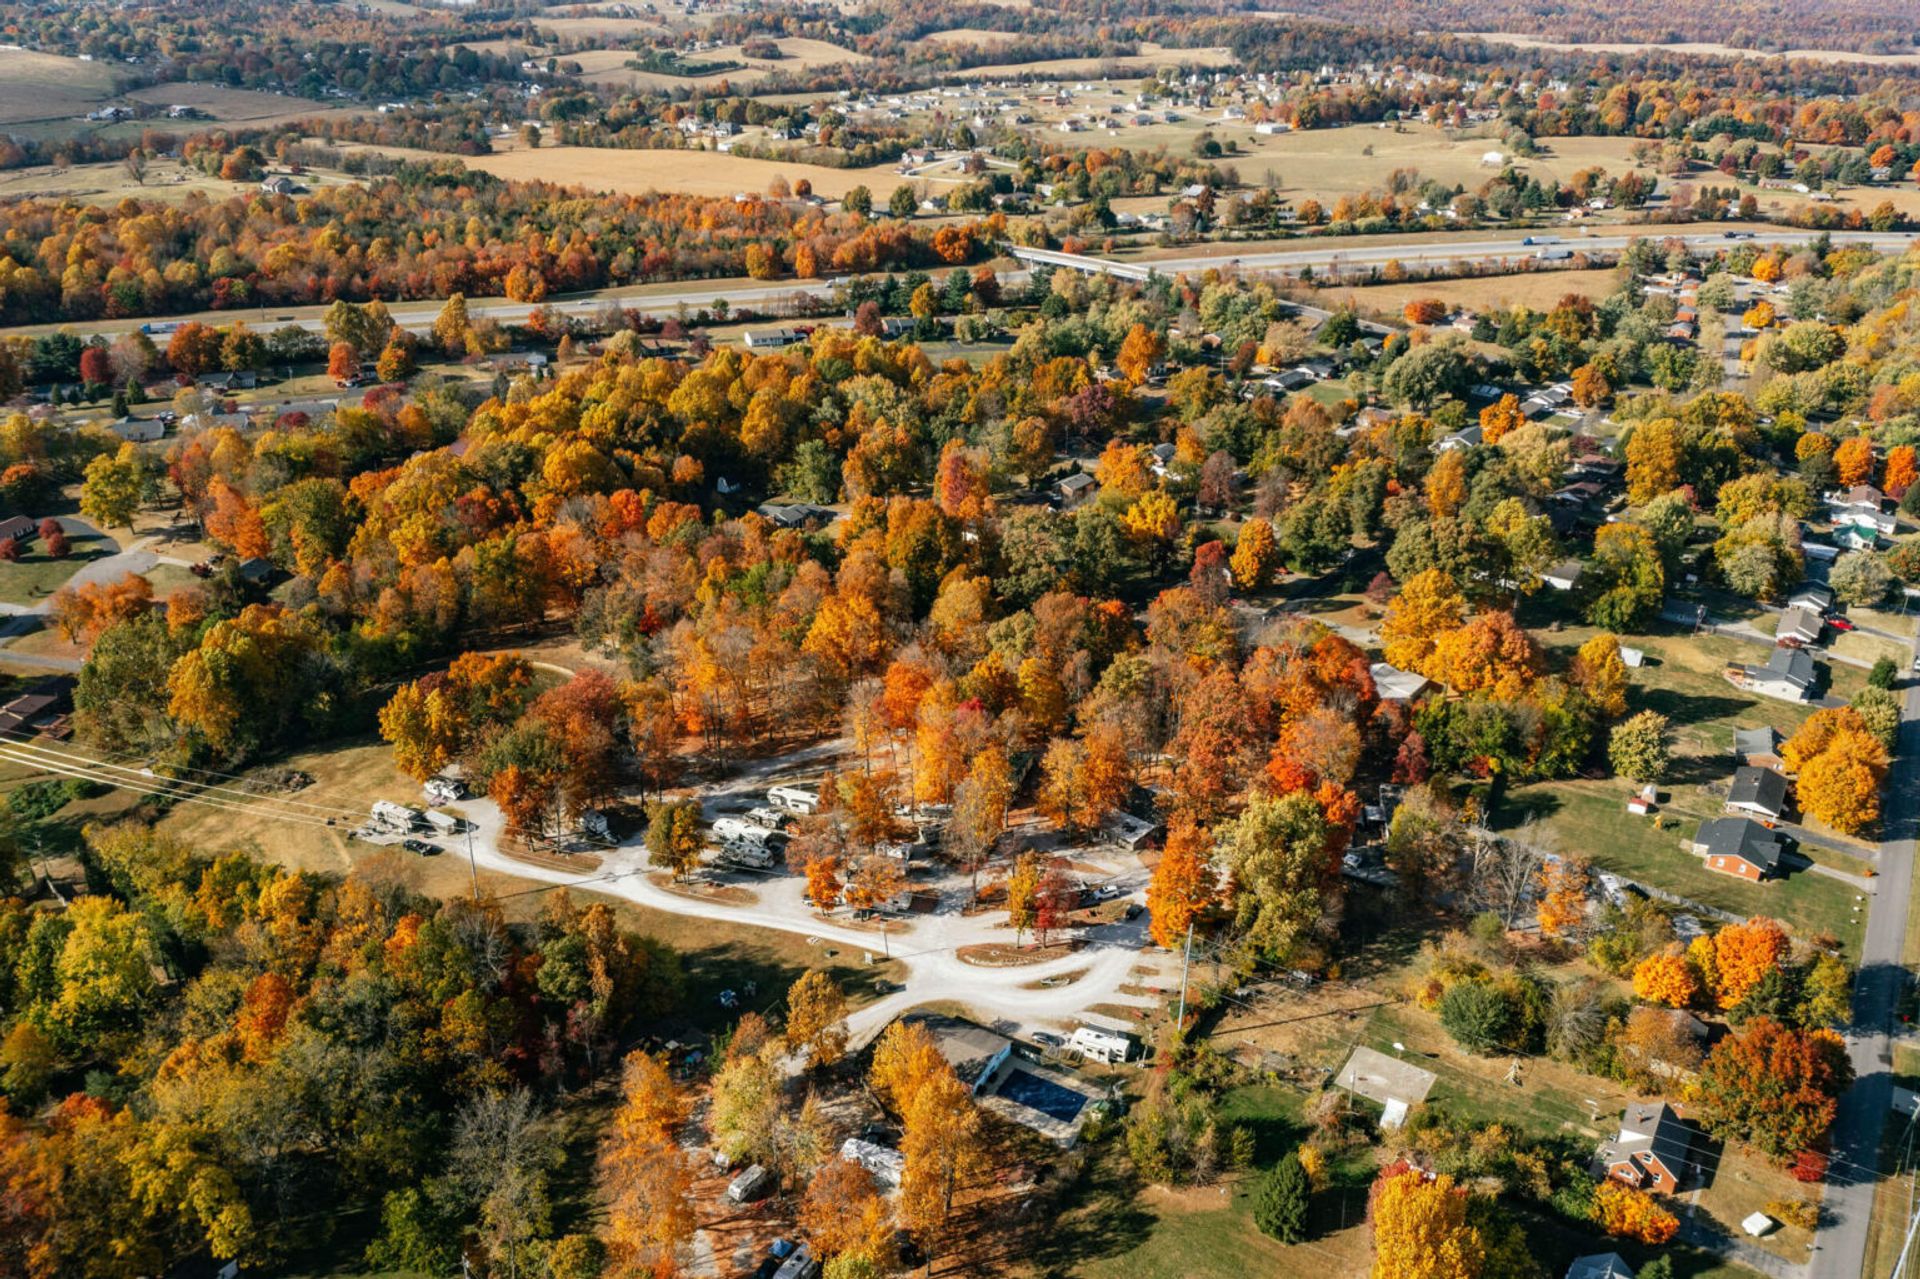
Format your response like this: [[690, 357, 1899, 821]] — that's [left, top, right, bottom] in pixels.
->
[[464, 823, 479, 899], [1175, 919, 1194, 1029]]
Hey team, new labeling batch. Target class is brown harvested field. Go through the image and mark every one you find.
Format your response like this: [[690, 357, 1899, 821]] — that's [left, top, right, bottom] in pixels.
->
[[534, 14, 669, 39], [1322, 266, 1625, 317], [125, 83, 363, 127], [953, 43, 1237, 79], [575, 37, 870, 91], [922, 27, 1023, 46], [1465, 31, 1920, 67], [465, 144, 921, 199], [0, 48, 120, 125], [0, 155, 356, 206], [1194, 121, 1654, 204]]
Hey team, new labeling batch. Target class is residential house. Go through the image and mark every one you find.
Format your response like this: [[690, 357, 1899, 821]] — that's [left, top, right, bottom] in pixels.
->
[[1788, 581, 1835, 613], [1725, 765, 1789, 821], [0, 516, 38, 546], [755, 502, 835, 530], [1542, 560, 1584, 592], [109, 416, 165, 443], [489, 351, 550, 372], [1435, 424, 1483, 452], [0, 677, 75, 740], [1595, 1101, 1698, 1192], [1565, 1254, 1635, 1279], [1734, 725, 1783, 770], [1739, 646, 1817, 703], [910, 1015, 1013, 1096], [1369, 662, 1433, 703], [1691, 816, 1786, 881], [1776, 604, 1824, 646], [743, 328, 803, 350]]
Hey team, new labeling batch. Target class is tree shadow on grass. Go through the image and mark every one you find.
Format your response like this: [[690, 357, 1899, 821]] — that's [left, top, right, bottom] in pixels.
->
[[1015, 1149, 1158, 1279]]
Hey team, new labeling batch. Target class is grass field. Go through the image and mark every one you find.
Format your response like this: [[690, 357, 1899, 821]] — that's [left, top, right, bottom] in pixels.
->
[[1465, 31, 1920, 66], [0, 155, 358, 207], [0, 48, 119, 126], [574, 37, 870, 91], [1489, 619, 1868, 944], [123, 83, 359, 127], [465, 144, 918, 200], [0, 533, 119, 606], [954, 43, 1238, 80], [1322, 267, 1625, 317]]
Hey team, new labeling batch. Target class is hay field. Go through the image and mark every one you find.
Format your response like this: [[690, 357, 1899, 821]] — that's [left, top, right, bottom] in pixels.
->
[[125, 83, 361, 127], [535, 14, 669, 39], [464, 145, 916, 200], [0, 49, 120, 125], [1164, 122, 1653, 203], [1464, 31, 1920, 67], [922, 28, 1023, 47], [952, 43, 1237, 79], [1323, 266, 1624, 317], [576, 37, 870, 91]]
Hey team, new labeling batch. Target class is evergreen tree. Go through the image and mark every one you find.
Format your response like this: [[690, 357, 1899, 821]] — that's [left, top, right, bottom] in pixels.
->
[[1252, 1149, 1311, 1243]]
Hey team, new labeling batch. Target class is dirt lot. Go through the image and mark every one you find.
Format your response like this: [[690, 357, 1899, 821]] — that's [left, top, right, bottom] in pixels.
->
[[465, 144, 920, 199], [1320, 267, 1625, 317], [0, 48, 120, 126]]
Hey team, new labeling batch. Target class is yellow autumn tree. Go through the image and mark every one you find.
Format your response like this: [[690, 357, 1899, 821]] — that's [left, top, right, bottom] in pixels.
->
[[1370, 1165, 1483, 1279], [1380, 569, 1467, 678]]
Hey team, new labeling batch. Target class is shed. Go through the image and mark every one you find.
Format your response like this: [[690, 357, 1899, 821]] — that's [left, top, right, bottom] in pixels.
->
[[1734, 725, 1782, 768]]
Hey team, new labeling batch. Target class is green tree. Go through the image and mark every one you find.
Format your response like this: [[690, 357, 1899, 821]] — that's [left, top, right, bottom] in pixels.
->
[[843, 185, 872, 217], [644, 799, 705, 880], [889, 185, 917, 219], [1438, 980, 1512, 1055], [1253, 1150, 1311, 1243], [1217, 792, 1339, 962], [1829, 550, 1892, 606], [1608, 711, 1671, 784]]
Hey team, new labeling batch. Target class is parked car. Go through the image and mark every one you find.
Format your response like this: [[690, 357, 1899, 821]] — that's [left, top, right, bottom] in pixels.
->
[[402, 838, 437, 855], [1824, 614, 1856, 632], [1031, 1030, 1066, 1048]]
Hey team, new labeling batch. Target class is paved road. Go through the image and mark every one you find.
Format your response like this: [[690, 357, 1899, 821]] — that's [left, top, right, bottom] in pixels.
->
[[35, 227, 1919, 346], [1812, 631, 1920, 1277]]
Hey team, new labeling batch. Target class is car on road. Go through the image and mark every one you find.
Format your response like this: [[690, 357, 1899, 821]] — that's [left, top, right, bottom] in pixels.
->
[[1824, 614, 1856, 632], [1123, 903, 1143, 920], [402, 838, 437, 855], [1094, 884, 1125, 901]]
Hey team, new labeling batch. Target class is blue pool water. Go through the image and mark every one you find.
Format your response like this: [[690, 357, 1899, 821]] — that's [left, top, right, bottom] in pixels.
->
[[998, 1068, 1087, 1124]]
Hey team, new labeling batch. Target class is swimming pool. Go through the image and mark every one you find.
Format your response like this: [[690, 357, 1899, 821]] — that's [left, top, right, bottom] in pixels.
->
[[996, 1068, 1088, 1124]]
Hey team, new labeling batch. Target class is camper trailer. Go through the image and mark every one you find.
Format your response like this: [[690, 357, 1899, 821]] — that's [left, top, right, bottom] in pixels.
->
[[425, 810, 464, 835], [370, 801, 423, 834], [767, 784, 821, 815], [1069, 1025, 1137, 1064], [424, 776, 465, 805], [579, 809, 612, 840], [727, 1164, 775, 1204], [713, 817, 786, 868]]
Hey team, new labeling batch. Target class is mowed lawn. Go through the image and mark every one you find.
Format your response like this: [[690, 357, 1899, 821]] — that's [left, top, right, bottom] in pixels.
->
[[1495, 620, 1868, 945], [0, 533, 119, 606]]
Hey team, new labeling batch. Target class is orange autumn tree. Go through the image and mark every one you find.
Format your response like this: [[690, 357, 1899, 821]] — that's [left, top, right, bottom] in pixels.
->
[[1535, 856, 1590, 939], [1833, 434, 1877, 487], [1885, 445, 1919, 496], [1700, 917, 1790, 1011], [1632, 948, 1700, 1008], [1797, 727, 1888, 836], [48, 572, 154, 644], [1593, 1181, 1679, 1244], [1147, 816, 1218, 950]]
